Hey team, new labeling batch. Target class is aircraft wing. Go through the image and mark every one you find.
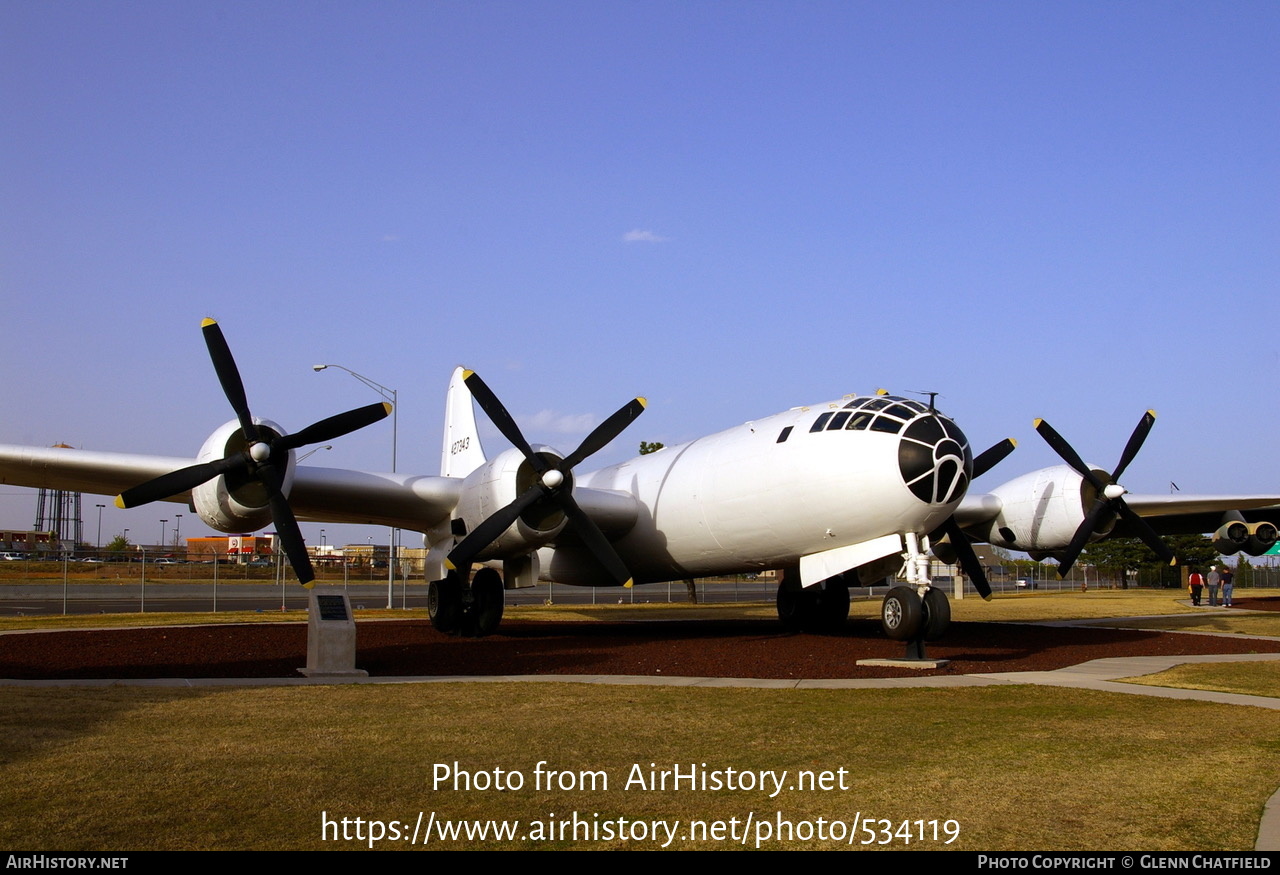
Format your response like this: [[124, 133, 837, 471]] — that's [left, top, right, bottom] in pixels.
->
[[954, 488, 1280, 545], [288, 466, 461, 530], [1116, 494, 1280, 537], [956, 491, 1280, 529], [0, 444, 462, 533], [0, 444, 195, 500]]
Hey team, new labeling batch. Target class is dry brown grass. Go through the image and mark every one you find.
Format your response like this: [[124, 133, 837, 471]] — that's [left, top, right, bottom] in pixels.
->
[[1092, 612, 1280, 638], [1119, 662, 1280, 699]]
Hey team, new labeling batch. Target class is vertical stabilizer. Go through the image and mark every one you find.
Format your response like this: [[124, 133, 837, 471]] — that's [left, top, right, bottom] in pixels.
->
[[441, 366, 487, 477]]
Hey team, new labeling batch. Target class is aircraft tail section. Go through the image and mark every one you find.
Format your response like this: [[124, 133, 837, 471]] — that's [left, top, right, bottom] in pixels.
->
[[441, 366, 487, 478]]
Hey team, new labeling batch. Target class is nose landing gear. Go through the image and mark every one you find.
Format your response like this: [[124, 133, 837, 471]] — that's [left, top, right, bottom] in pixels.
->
[[875, 532, 952, 664]]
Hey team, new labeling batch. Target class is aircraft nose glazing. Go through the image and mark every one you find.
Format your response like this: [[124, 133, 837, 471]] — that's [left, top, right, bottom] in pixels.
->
[[897, 413, 974, 506]]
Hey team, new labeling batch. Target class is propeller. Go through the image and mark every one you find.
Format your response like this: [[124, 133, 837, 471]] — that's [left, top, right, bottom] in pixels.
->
[[1034, 411, 1175, 576], [445, 370, 645, 586], [935, 437, 1016, 600], [115, 318, 392, 586]]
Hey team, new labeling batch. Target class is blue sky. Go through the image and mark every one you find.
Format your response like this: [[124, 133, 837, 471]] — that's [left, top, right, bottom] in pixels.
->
[[2, 1, 1277, 548]]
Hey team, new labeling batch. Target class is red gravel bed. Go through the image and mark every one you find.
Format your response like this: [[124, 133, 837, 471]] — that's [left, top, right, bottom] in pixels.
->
[[2, 618, 1278, 681], [1231, 597, 1279, 612]]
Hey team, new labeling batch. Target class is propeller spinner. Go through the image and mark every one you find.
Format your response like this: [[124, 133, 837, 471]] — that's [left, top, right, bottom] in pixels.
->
[[445, 370, 646, 586], [115, 319, 391, 586]]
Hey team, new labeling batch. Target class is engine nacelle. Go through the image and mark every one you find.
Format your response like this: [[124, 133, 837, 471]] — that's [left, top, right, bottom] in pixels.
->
[[974, 464, 1112, 552], [1212, 521, 1250, 555], [190, 419, 296, 534], [1245, 521, 1277, 556], [1212, 520, 1277, 556], [451, 446, 569, 561]]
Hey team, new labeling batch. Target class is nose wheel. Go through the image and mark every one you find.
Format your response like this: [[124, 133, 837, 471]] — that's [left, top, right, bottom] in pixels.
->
[[880, 585, 950, 660]]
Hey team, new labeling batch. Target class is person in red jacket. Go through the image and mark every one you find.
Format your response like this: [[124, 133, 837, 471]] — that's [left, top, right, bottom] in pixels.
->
[[1188, 569, 1205, 606]]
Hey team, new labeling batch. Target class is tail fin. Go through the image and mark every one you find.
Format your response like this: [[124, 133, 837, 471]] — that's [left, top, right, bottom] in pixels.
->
[[441, 366, 487, 477]]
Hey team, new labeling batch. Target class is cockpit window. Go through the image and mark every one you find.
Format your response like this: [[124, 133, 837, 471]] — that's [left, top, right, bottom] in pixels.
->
[[827, 411, 851, 430], [847, 411, 875, 430], [810, 412, 833, 432], [870, 416, 903, 434]]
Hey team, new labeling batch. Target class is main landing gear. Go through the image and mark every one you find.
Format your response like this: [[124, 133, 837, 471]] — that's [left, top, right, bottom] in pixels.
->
[[428, 566, 504, 638], [776, 571, 851, 632]]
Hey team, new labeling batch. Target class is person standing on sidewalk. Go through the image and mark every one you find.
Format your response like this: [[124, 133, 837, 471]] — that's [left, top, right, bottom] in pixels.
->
[[1220, 565, 1234, 607], [1188, 568, 1205, 606]]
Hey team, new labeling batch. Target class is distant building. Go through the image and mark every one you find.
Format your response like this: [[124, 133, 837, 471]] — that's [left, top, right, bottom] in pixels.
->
[[0, 530, 61, 554], [186, 535, 274, 562]]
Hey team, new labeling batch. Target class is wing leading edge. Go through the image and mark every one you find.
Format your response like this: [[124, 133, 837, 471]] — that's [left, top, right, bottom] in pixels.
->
[[0, 444, 462, 534]]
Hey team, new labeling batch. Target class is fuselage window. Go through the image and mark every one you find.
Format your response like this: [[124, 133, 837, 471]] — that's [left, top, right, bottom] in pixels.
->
[[827, 411, 851, 430], [810, 412, 833, 432], [777, 426, 793, 443]]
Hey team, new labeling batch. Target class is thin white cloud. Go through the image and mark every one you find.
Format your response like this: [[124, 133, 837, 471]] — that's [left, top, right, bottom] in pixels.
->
[[622, 229, 670, 243]]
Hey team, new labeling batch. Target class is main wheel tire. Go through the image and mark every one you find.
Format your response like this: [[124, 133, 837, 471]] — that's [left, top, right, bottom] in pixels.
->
[[428, 572, 463, 634], [921, 586, 951, 641], [776, 581, 816, 631], [881, 585, 923, 641], [468, 567, 505, 637]]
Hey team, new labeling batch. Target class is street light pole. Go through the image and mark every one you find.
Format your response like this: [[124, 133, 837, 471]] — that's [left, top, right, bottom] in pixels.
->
[[313, 362, 398, 608]]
